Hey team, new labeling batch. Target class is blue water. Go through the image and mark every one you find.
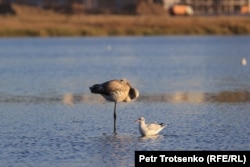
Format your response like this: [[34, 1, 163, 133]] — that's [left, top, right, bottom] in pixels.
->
[[0, 36, 250, 167]]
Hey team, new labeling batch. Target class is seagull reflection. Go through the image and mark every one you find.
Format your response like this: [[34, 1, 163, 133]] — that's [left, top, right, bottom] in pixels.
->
[[138, 135, 165, 141]]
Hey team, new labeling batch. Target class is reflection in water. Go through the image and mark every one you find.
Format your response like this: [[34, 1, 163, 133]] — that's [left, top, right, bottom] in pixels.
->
[[90, 134, 139, 167], [1, 90, 250, 105], [61, 90, 250, 104], [138, 135, 165, 141], [139, 91, 250, 104]]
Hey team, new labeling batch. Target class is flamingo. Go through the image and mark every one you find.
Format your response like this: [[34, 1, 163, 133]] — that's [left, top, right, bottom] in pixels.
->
[[90, 79, 139, 134]]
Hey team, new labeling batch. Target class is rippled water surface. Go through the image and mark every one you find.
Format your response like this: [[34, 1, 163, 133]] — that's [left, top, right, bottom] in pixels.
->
[[0, 36, 250, 167]]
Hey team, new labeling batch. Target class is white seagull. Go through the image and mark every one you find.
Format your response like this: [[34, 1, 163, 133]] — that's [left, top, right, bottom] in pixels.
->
[[135, 117, 166, 136], [90, 79, 139, 134]]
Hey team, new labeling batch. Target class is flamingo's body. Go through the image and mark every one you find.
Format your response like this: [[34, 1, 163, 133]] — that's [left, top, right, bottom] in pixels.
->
[[90, 79, 139, 133]]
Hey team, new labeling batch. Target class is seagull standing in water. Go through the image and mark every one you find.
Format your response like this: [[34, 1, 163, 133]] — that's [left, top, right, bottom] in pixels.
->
[[135, 117, 166, 136], [90, 79, 139, 134]]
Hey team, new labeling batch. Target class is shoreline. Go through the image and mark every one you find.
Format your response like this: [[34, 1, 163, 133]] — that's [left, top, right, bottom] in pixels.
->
[[1, 5, 250, 37]]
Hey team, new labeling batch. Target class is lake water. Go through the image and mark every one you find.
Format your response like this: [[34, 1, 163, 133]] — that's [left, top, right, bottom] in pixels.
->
[[0, 36, 250, 167]]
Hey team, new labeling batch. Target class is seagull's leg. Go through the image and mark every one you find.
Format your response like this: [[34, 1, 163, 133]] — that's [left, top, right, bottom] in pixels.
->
[[113, 102, 117, 134]]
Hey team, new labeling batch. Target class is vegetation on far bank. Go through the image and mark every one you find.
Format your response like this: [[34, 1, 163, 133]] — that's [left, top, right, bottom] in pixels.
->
[[1, 4, 250, 37]]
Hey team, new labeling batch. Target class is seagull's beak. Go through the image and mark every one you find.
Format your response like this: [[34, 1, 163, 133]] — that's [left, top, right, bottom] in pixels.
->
[[134, 119, 140, 123]]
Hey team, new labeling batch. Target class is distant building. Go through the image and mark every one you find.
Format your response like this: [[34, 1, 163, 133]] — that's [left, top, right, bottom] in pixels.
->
[[162, 0, 180, 10], [8, 0, 250, 15], [179, 0, 250, 15]]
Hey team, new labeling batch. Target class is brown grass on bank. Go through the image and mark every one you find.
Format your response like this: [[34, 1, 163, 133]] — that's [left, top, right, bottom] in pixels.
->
[[1, 4, 250, 37]]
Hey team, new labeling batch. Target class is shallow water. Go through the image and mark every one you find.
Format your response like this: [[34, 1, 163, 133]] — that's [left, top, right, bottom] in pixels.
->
[[0, 36, 250, 167]]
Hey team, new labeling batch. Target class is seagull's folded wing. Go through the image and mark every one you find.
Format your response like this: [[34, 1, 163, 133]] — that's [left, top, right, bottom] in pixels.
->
[[146, 123, 162, 131]]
